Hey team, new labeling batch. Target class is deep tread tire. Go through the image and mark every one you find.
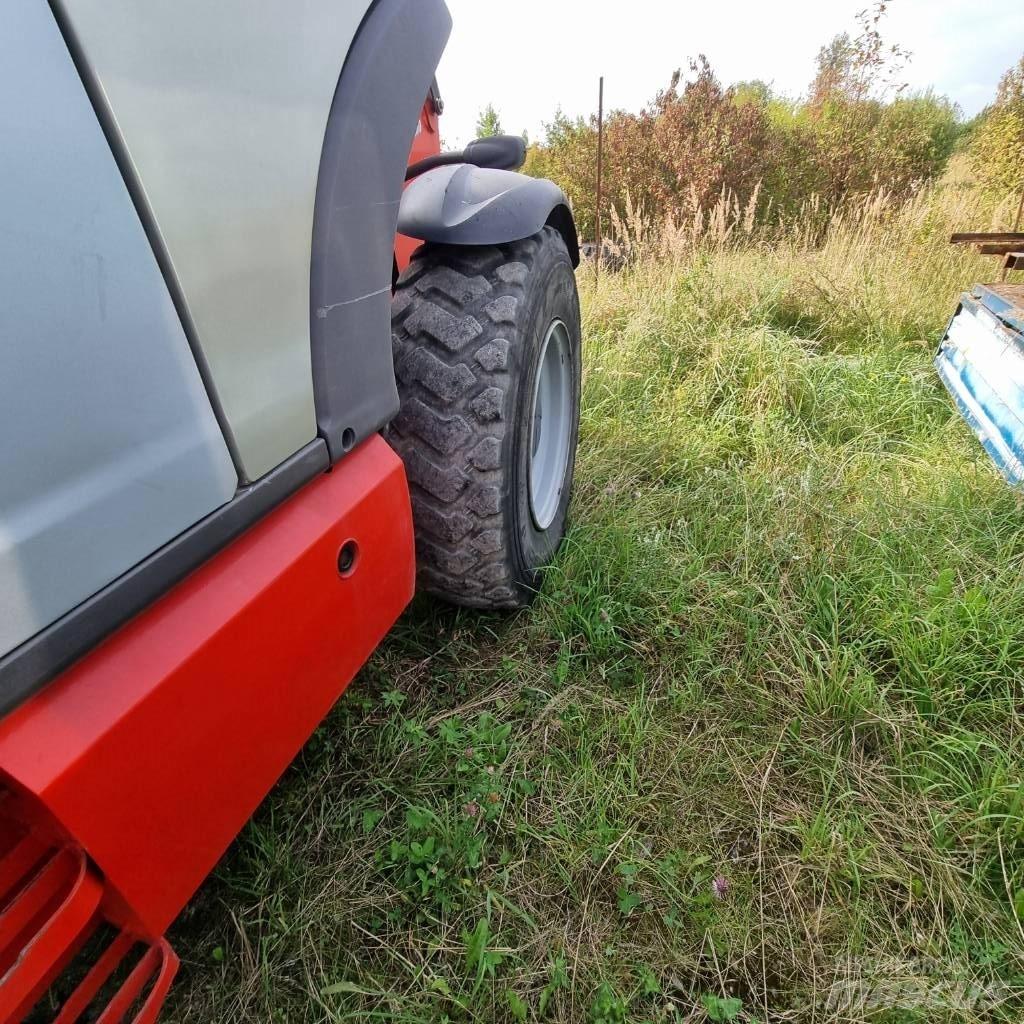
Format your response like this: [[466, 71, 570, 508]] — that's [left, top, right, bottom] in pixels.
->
[[388, 227, 581, 608]]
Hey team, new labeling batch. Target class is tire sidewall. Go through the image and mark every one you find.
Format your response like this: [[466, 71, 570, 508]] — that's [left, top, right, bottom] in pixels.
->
[[508, 234, 582, 598]]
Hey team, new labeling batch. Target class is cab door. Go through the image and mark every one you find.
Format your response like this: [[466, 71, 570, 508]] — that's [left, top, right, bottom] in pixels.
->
[[0, 1, 238, 660]]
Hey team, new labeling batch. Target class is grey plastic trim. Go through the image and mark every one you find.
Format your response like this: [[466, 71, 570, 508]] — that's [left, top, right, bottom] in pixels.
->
[[310, 0, 452, 463], [48, 0, 246, 481], [0, 441, 329, 719], [397, 165, 580, 266]]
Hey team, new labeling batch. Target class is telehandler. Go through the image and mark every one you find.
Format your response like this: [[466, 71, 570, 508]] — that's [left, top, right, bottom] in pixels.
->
[[0, 3, 581, 1019]]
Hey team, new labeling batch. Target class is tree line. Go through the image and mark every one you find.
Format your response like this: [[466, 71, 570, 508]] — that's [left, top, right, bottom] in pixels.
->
[[475, 4, 1023, 241]]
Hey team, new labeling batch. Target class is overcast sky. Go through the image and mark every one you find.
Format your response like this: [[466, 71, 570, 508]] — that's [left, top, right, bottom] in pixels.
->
[[436, 0, 1024, 148]]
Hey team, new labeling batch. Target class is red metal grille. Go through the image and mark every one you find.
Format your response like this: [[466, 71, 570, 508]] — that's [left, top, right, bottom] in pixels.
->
[[0, 799, 177, 1024]]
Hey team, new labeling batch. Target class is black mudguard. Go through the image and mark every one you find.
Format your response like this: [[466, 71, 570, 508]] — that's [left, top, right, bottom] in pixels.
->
[[398, 165, 580, 267]]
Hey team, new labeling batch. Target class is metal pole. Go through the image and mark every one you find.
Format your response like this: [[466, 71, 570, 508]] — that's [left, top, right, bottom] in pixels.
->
[[595, 76, 604, 283]]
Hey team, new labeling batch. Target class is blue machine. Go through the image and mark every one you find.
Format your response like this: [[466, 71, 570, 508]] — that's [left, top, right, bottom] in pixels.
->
[[936, 284, 1024, 486]]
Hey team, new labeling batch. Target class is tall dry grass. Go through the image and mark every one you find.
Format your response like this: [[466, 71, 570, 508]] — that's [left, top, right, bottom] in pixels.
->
[[602, 157, 1019, 268]]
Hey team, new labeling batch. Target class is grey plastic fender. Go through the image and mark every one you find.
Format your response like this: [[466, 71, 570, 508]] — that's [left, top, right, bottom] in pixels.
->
[[311, 0, 452, 464], [397, 164, 580, 266]]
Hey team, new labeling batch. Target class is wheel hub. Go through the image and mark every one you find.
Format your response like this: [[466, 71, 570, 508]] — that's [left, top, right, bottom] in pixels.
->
[[528, 319, 572, 531]]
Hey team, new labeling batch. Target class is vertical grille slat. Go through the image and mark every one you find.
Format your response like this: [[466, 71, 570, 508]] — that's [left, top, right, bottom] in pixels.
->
[[0, 847, 101, 1022], [51, 931, 135, 1024]]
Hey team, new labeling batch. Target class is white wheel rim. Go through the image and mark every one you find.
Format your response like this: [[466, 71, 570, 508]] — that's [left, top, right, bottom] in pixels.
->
[[528, 319, 572, 531]]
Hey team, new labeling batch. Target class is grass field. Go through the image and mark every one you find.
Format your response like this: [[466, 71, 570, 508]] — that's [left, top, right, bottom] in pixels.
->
[[165, 180, 1024, 1023]]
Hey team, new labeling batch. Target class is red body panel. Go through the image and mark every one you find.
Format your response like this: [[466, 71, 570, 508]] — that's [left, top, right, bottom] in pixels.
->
[[0, 437, 414, 939], [394, 98, 442, 272]]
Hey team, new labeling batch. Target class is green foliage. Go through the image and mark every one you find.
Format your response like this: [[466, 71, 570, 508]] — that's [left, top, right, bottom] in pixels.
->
[[809, 3, 909, 106], [505, 988, 528, 1021], [731, 79, 773, 108], [702, 993, 743, 1021], [529, 109, 596, 234], [616, 886, 642, 916], [463, 916, 503, 986], [589, 983, 627, 1024], [476, 102, 503, 138], [539, 955, 569, 1016], [970, 55, 1024, 195], [372, 712, 519, 919]]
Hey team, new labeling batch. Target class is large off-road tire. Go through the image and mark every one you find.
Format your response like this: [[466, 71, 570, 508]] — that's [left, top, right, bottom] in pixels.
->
[[389, 226, 582, 608]]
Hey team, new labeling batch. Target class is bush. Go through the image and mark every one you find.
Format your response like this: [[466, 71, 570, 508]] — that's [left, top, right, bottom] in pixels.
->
[[525, 8, 965, 242], [970, 55, 1024, 195], [527, 66, 961, 242]]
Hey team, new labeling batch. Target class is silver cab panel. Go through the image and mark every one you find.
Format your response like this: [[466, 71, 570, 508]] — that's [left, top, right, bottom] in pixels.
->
[[0, 1, 238, 658], [57, 0, 377, 480]]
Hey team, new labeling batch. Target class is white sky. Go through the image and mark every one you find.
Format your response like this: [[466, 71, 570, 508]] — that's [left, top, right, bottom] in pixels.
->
[[436, 0, 1024, 148]]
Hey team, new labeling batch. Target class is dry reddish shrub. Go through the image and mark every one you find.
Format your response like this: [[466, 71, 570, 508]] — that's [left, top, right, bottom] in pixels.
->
[[528, 7, 964, 243]]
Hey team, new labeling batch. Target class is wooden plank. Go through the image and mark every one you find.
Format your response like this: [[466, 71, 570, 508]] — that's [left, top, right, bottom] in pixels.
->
[[978, 243, 1024, 255], [950, 232, 1024, 244]]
